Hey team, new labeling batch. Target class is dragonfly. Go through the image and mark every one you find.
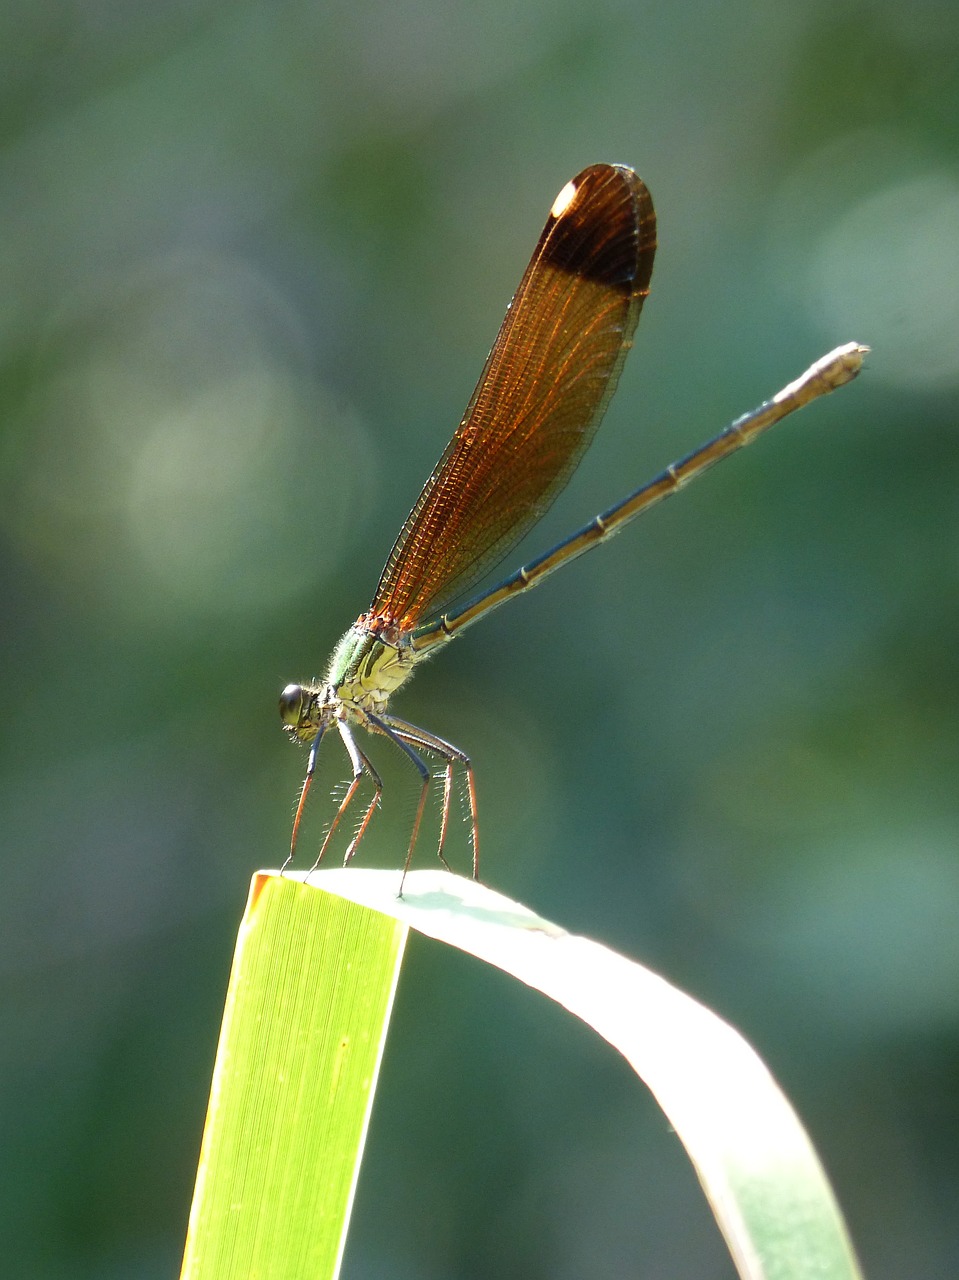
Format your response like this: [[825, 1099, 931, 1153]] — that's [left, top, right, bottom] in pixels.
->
[[280, 162, 865, 884]]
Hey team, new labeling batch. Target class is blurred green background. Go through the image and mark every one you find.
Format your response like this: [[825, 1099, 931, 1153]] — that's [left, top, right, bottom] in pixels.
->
[[2, 0, 958, 1276]]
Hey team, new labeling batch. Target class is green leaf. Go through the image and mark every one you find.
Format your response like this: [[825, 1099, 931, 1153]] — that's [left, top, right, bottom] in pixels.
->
[[182, 869, 863, 1280], [180, 876, 407, 1280]]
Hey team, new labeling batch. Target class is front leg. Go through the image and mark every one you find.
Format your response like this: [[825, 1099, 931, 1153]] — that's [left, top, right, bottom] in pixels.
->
[[307, 720, 383, 873]]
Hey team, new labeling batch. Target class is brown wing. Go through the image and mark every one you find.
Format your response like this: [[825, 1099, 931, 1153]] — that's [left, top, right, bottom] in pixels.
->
[[370, 163, 656, 631]]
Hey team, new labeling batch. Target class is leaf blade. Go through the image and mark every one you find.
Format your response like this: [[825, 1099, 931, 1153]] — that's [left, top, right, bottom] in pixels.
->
[[181, 876, 407, 1280]]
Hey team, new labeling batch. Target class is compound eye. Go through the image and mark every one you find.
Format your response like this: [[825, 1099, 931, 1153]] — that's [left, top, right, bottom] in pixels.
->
[[278, 683, 304, 726]]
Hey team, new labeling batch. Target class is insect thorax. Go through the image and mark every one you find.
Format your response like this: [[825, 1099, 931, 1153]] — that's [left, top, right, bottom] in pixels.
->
[[325, 620, 417, 713]]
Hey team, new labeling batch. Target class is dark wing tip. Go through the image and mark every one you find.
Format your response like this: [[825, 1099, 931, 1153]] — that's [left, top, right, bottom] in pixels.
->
[[540, 163, 656, 296]]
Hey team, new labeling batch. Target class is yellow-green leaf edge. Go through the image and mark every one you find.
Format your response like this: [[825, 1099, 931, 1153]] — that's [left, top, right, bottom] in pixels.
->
[[181, 875, 407, 1279]]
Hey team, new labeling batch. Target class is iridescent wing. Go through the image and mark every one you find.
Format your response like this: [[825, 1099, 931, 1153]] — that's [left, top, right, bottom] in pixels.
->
[[369, 163, 656, 630]]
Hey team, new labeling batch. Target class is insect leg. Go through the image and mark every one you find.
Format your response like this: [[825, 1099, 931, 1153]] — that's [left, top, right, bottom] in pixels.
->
[[307, 721, 380, 873], [282, 723, 328, 873], [377, 714, 479, 882]]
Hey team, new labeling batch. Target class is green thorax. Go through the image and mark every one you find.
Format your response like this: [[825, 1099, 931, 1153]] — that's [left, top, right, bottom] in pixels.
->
[[326, 622, 418, 712]]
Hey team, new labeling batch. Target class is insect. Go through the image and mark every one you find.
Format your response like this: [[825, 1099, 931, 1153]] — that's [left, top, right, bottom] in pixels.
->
[[280, 163, 864, 883]]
